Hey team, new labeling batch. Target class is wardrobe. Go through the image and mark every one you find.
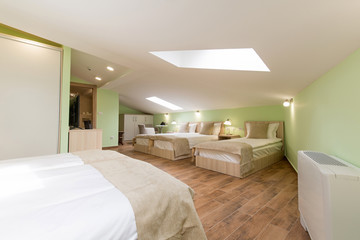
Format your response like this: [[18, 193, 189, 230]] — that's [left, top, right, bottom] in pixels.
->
[[0, 32, 62, 160], [119, 114, 153, 141]]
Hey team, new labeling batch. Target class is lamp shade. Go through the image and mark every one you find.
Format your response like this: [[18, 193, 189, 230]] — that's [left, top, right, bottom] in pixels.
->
[[224, 119, 231, 126], [171, 120, 177, 125]]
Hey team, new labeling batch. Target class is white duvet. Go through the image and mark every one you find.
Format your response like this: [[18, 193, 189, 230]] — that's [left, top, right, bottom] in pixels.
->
[[0, 154, 137, 240], [0, 153, 84, 173], [224, 137, 282, 149], [154, 133, 218, 149]]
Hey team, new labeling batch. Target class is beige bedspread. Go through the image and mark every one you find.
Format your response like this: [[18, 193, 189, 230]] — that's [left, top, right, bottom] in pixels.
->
[[195, 140, 254, 175], [74, 150, 206, 240], [137, 134, 191, 158]]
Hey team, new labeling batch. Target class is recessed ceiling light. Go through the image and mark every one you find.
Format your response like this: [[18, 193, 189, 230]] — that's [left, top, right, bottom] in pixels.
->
[[149, 48, 270, 72], [95, 76, 102, 81], [146, 96, 183, 110], [107, 66, 114, 71]]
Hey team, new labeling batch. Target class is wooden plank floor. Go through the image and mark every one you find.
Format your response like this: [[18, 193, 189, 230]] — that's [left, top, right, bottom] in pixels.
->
[[111, 143, 311, 240]]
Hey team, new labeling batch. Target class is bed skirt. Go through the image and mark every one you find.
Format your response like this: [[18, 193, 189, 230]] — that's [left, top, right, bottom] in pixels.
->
[[151, 147, 192, 160], [134, 143, 151, 154], [195, 150, 284, 178]]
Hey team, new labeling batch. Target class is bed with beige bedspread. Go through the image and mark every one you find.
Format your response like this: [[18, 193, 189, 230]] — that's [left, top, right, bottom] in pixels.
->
[[0, 150, 206, 240], [134, 121, 223, 160], [194, 121, 284, 178]]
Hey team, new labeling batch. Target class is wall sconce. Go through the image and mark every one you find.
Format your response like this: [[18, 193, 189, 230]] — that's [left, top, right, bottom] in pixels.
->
[[224, 119, 232, 126], [283, 98, 293, 107], [195, 110, 200, 116], [171, 120, 177, 125], [164, 113, 169, 118]]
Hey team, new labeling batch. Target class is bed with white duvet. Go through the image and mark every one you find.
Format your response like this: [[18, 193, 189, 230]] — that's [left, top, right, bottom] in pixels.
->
[[194, 121, 284, 178], [134, 122, 222, 160], [153, 133, 218, 150], [135, 132, 217, 149], [197, 138, 283, 164], [0, 150, 206, 240]]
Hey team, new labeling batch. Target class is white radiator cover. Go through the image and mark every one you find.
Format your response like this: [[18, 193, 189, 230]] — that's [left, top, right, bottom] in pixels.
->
[[298, 151, 360, 240]]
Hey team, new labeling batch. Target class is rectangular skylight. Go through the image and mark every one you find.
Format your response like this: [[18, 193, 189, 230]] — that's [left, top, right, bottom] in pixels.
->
[[146, 96, 183, 110], [150, 48, 270, 72]]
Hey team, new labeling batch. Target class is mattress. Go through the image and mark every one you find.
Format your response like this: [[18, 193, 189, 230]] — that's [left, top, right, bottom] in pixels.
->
[[0, 153, 137, 240], [197, 138, 283, 164], [154, 133, 218, 150]]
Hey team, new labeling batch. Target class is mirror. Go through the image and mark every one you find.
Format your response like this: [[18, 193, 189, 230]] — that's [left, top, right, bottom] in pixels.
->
[[69, 82, 97, 129]]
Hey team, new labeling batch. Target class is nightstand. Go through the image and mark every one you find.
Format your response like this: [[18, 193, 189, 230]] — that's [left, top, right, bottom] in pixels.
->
[[218, 134, 241, 140]]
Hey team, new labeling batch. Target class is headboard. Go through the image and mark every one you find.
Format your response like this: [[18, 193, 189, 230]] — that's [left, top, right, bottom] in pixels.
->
[[188, 121, 225, 135], [244, 121, 284, 143]]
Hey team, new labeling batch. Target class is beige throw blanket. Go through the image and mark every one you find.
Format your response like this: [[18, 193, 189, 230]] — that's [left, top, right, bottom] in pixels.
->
[[195, 141, 254, 176], [74, 150, 206, 240], [137, 135, 191, 158]]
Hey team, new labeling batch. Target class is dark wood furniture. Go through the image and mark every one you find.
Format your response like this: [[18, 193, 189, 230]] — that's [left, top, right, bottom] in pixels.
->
[[118, 131, 124, 145]]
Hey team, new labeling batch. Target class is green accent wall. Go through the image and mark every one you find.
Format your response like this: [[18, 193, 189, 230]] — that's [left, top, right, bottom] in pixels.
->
[[59, 47, 71, 153], [154, 105, 284, 136], [119, 103, 144, 114], [0, 23, 71, 153], [284, 47, 360, 170], [0, 23, 61, 47], [97, 89, 119, 147]]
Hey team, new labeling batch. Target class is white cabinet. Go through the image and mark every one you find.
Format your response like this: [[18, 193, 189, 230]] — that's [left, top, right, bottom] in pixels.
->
[[124, 115, 137, 140], [120, 114, 154, 141], [0, 33, 62, 160]]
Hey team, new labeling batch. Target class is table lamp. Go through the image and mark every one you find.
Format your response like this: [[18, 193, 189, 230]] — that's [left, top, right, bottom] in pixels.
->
[[224, 119, 231, 135]]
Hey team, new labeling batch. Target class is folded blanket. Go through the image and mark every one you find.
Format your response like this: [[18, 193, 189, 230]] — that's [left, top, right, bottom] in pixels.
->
[[74, 150, 206, 240], [195, 141, 254, 176], [136, 135, 191, 158]]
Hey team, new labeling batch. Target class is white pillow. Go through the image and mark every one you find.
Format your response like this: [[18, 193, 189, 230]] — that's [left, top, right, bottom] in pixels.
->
[[267, 123, 279, 139], [188, 123, 197, 133], [245, 123, 250, 138], [199, 122, 204, 132], [212, 122, 222, 135]]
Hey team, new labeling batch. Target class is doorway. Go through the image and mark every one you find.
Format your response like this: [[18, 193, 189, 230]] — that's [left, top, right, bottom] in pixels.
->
[[69, 82, 97, 129]]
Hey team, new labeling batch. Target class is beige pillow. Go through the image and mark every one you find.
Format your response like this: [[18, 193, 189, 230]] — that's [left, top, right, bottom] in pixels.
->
[[178, 123, 189, 133], [212, 122, 222, 135], [138, 124, 146, 134], [247, 122, 269, 139], [200, 122, 214, 135]]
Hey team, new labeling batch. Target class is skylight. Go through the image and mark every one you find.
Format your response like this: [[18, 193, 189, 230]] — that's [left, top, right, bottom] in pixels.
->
[[146, 97, 183, 110], [150, 48, 270, 72]]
